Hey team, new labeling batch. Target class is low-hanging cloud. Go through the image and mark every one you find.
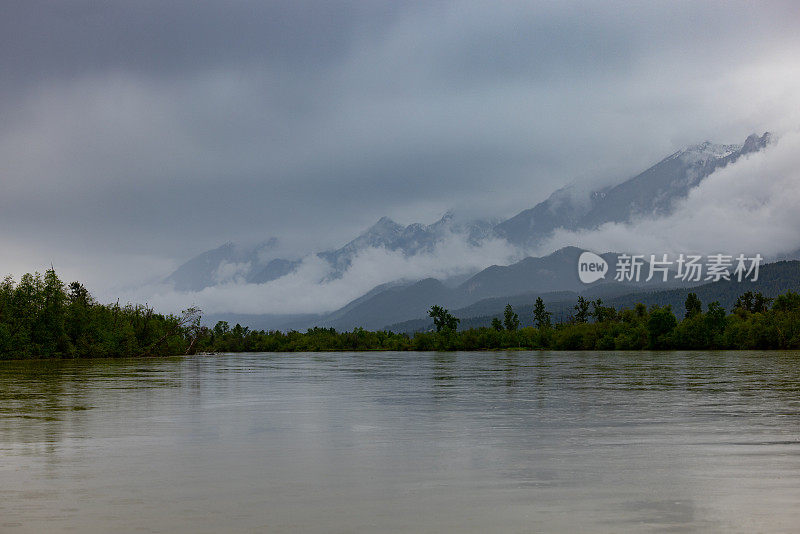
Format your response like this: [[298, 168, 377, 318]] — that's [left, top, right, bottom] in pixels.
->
[[2, 1, 800, 302], [136, 231, 521, 316], [537, 130, 800, 259]]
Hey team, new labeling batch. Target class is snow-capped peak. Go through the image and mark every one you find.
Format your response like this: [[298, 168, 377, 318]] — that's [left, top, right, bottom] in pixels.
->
[[362, 216, 403, 239], [678, 141, 741, 165]]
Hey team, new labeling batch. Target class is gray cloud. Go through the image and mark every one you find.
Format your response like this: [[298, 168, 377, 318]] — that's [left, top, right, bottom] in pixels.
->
[[539, 130, 800, 259], [140, 231, 521, 315], [1, 0, 799, 303], [140, 132, 800, 317]]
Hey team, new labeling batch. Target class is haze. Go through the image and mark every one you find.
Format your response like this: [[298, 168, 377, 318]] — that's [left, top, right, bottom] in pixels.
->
[[2, 1, 799, 307]]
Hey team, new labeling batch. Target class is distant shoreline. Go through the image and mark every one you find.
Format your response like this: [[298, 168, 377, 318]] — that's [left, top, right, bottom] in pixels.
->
[[3, 268, 799, 360]]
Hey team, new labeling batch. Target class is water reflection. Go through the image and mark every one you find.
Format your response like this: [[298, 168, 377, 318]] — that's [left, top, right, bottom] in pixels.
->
[[2, 351, 800, 532]]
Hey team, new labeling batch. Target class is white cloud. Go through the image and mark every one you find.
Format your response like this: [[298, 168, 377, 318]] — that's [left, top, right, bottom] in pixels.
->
[[2, 1, 800, 308], [538, 129, 800, 259], [134, 231, 521, 316], [213, 261, 252, 285]]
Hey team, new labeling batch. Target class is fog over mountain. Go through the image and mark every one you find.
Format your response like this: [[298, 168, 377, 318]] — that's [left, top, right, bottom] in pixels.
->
[[2, 2, 800, 321], [143, 130, 799, 328], [165, 211, 499, 292], [538, 131, 800, 259], [496, 133, 772, 247], [164, 132, 773, 295]]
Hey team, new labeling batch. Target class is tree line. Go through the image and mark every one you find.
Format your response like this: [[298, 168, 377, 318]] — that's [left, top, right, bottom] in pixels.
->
[[0, 269, 201, 359], [176, 290, 800, 353], [2, 269, 800, 359]]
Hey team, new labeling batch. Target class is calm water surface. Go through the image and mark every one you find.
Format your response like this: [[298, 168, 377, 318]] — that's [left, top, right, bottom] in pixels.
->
[[2, 351, 800, 533]]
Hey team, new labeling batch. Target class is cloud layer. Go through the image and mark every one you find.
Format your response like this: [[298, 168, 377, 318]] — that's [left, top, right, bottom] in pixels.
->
[[539, 130, 800, 259], [139, 232, 520, 315], [2, 1, 799, 307], [139, 131, 800, 317]]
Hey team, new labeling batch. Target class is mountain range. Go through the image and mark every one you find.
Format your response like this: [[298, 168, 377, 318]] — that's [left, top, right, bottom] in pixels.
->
[[265, 247, 690, 331], [495, 132, 771, 246], [387, 260, 800, 333], [169, 132, 777, 331]]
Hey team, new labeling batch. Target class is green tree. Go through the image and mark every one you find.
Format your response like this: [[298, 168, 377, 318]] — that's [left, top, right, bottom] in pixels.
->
[[573, 296, 590, 324], [533, 297, 552, 329], [65, 281, 93, 351], [503, 304, 520, 331], [591, 299, 616, 323], [428, 305, 460, 332], [40, 268, 68, 355], [647, 305, 677, 349], [705, 301, 727, 347], [67, 281, 92, 306], [491, 317, 503, 331], [734, 291, 772, 313], [773, 291, 800, 312], [671, 313, 708, 349], [684, 292, 702, 319], [753, 292, 773, 313], [734, 291, 754, 312]]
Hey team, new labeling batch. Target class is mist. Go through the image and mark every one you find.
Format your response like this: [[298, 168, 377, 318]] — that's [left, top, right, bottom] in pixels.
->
[[1, 1, 799, 315], [538, 129, 800, 259], [135, 232, 520, 315]]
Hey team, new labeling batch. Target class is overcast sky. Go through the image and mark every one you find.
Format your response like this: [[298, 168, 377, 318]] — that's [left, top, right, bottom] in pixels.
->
[[2, 0, 800, 298]]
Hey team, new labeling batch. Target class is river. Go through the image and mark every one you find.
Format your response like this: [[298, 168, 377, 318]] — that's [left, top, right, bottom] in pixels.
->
[[2, 351, 800, 532]]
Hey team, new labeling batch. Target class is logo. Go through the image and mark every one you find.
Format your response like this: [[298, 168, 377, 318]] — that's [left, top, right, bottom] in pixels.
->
[[578, 251, 608, 284], [576, 251, 763, 284]]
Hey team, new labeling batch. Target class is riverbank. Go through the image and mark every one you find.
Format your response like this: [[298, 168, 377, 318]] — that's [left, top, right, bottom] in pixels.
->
[[3, 268, 799, 359]]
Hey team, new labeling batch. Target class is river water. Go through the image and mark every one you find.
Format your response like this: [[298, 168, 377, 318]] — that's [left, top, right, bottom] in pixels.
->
[[2, 351, 800, 533]]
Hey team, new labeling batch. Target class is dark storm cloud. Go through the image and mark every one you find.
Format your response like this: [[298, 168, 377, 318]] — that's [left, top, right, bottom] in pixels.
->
[[1, 0, 799, 297], [1, 1, 395, 86]]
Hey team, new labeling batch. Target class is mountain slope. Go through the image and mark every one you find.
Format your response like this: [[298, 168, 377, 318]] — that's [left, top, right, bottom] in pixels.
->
[[387, 260, 800, 333], [495, 132, 771, 246], [165, 240, 282, 291], [316, 278, 456, 330], [167, 132, 775, 329], [166, 212, 495, 290], [318, 212, 494, 277], [303, 247, 681, 331]]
